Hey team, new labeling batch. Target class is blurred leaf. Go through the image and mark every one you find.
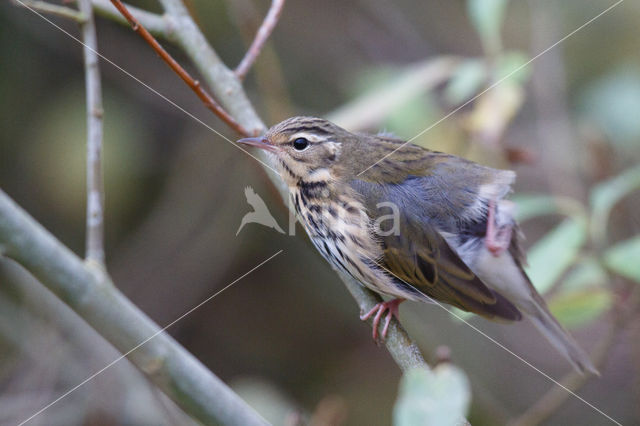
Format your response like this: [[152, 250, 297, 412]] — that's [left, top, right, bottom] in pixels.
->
[[385, 96, 438, 139], [232, 378, 300, 425], [465, 81, 524, 145], [590, 164, 640, 243], [513, 194, 586, 223], [548, 288, 612, 329], [448, 306, 474, 323], [467, 0, 508, 53], [328, 57, 459, 131], [525, 217, 588, 294], [444, 59, 487, 105], [578, 67, 640, 152], [495, 51, 531, 84], [513, 194, 561, 222], [550, 257, 610, 328], [603, 235, 640, 283], [561, 257, 608, 291], [393, 366, 470, 426]]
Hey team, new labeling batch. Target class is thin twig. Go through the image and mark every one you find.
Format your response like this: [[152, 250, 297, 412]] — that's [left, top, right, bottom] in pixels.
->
[[510, 286, 640, 426], [91, 0, 170, 38], [235, 0, 286, 81], [339, 271, 427, 371], [79, 0, 105, 266], [108, 0, 250, 136], [12, 0, 85, 22]]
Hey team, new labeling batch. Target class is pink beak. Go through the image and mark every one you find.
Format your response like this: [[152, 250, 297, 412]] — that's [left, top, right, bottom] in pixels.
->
[[237, 137, 279, 153]]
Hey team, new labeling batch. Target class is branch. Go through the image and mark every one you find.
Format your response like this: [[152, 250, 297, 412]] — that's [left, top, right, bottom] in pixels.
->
[[157, 0, 264, 134], [79, 0, 105, 265], [109, 0, 431, 374], [0, 190, 268, 426], [92, 0, 170, 38], [0, 259, 196, 424], [12, 0, 85, 22], [109, 0, 250, 136], [234, 0, 286, 81], [339, 272, 426, 370]]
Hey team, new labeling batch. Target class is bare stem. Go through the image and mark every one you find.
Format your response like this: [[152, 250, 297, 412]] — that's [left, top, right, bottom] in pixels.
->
[[12, 0, 86, 22], [91, 0, 170, 38], [339, 271, 427, 371], [235, 0, 286, 81], [79, 0, 105, 266], [109, 0, 250, 136], [0, 189, 268, 426]]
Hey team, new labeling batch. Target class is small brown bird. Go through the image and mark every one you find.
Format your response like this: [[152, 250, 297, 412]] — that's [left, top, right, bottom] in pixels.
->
[[238, 116, 596, 374]]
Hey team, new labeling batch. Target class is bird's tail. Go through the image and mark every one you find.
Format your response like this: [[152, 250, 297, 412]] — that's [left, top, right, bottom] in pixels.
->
[[525, 294, 598, 375]]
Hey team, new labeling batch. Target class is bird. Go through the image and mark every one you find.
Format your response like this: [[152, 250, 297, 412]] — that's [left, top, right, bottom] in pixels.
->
[[236, 186, 285, 235], [238, 116, 597, 374]]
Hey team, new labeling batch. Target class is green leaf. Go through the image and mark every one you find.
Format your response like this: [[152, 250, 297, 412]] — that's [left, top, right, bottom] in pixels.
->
[[513, 194, 586, 223], [548, 288, 612, 329], [513, 194, 561, 222], [561, 257, 608, 291], [525, 218, 588, 294], [328, 58, 458, 131], [448, 306, 474, 323], [467, 0, 508, 54], [495, 51, 531, 84], [444, 59, 487, 105], [549, 258, 611, 328], [590, 164, 640, 244], [385, 96, 438, 139], [603, 235, 640, 283], [394, 366, 470, 426]]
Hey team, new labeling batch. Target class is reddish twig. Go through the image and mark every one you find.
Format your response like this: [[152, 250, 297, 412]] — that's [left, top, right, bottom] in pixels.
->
[[109, 0, 250, 136], [235, 0, 285, 80]]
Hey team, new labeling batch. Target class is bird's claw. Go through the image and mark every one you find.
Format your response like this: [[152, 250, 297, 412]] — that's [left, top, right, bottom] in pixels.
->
[[360, 298, 404, 341]]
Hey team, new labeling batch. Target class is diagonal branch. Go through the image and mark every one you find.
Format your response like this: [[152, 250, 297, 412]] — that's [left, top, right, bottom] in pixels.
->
[[92, 0, 170, 37], [235, 0, 286, 81], [109, 0, 250, 136], [0, 189, 269, 426], [12, 0, 85, 22], [79, 0, 105, 265]]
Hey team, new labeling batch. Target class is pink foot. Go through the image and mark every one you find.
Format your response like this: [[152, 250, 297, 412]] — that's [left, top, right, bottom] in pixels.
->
[[485, 200, 512, 257], [360, 298, 405, 341]]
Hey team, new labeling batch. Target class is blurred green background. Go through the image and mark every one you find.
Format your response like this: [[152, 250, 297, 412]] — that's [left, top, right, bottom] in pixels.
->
[[1, 0, 639, 424]]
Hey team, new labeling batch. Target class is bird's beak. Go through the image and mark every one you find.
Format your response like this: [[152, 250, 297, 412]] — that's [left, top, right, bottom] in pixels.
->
[[237, 137, 279, 153]]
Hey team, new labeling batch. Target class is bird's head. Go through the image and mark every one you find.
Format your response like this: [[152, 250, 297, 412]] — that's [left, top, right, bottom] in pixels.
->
[[238, 116, 356, 185]]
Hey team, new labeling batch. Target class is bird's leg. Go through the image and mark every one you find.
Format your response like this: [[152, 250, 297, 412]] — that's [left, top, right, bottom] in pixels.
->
[[360, 298, 405, 341], [485, 199, 512, 257]]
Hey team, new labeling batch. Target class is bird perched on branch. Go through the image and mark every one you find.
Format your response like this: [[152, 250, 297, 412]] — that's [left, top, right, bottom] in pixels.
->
[[238, 116, 597, 374]]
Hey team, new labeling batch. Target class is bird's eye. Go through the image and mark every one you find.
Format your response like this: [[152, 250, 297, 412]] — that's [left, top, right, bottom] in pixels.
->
[[292, 137, 309, 151]]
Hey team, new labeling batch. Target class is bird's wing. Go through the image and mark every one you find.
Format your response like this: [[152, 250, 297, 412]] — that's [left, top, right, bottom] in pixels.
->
[[383, 206, 521, 320], [350, 168, 522, 321]]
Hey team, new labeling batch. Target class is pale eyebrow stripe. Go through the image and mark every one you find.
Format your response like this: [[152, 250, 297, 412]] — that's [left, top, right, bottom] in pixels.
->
[[290, 132, 325, 142]]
